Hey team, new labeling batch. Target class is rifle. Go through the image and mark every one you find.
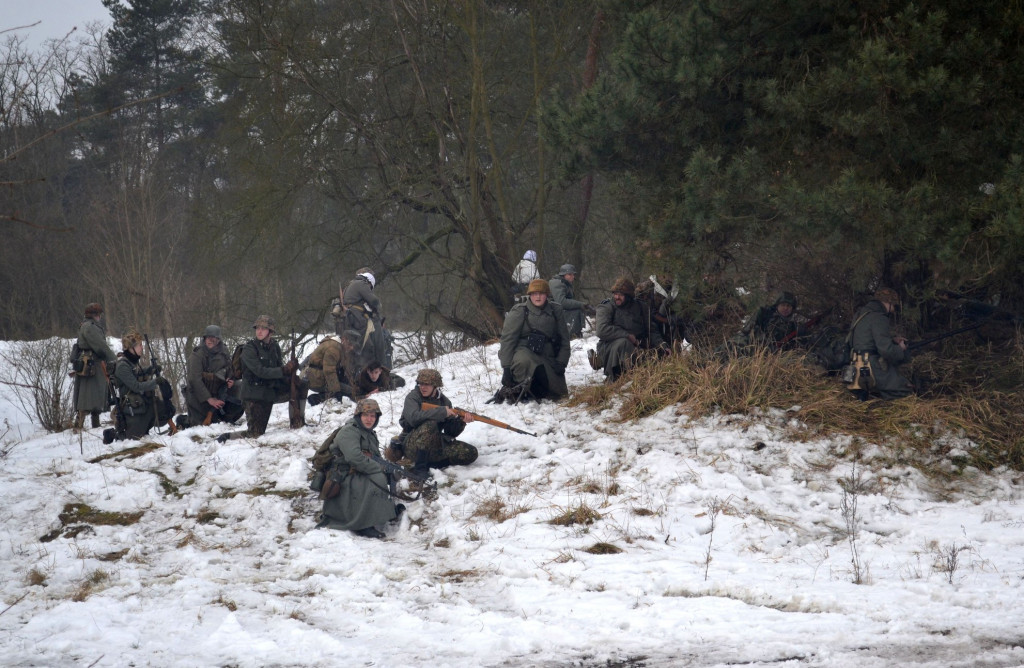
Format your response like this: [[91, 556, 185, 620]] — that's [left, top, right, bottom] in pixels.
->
[[774, 306, 834, 350], [422, 402, 538, 437], [368, 453, 437, 501], [288, 330, 304, 428], [906, 322, 985, 353], [144, 334, 178, 435]]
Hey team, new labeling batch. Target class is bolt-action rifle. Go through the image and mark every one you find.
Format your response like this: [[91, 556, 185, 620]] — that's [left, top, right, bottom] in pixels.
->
[[905, 322, 985, 353], [288, 330, 304, 428], [422, 402, 537, 437], [143, 334, 178, 435], [774, 306, 834, 350], [367, 453, 437, 502]]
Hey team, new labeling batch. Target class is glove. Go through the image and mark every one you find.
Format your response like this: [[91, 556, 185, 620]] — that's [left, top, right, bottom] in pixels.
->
[[583, 304, 597, 317], [216, 433, 231, 443], [307, 393, 324, 407], [501, 367, 515, 387], [152, 364, 162, 376], [281, 360, 298, 376]]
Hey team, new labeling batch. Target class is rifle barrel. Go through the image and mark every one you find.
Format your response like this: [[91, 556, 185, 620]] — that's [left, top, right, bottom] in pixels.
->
[[422, 402, 538, 437]]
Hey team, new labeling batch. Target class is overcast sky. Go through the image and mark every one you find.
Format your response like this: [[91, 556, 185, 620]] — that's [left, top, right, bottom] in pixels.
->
[[2, 0, 111, 51]]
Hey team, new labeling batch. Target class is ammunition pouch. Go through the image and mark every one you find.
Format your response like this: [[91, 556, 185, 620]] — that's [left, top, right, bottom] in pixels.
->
[[74, 350, 97, 378], [120, 392, 145, 416], [319, 466, 345, 500], [526, 330, 549, 355], [310, 470, 326, 493], [846, 351, 874, 391]]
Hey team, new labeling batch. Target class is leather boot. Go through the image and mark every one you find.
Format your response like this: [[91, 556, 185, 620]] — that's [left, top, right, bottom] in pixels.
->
[[90, 411, 101, 429]]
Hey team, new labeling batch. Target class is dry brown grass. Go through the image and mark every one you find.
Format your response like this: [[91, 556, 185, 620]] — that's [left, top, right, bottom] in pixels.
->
[[583, 542, 623, 555], [569, 339, 1024, 472], [548, 502, 601, 526], [471, 495, 530, 523]]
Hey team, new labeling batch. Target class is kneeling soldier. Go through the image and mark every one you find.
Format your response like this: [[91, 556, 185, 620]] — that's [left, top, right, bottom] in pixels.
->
[[389, 369, 478, 470]]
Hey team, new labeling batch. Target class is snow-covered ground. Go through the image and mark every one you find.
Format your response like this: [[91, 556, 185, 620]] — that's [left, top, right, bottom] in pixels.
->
[[1, 333, 1023, 667]]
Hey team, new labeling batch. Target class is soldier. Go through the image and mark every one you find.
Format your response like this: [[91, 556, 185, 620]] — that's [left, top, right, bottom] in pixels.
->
[[72, 302, 117, 432], [304, 334, 356, 407], [106, 329, 159, 442], [341, 267, 388, 370], [730, 291, 808, 350], [848, 287, 914, 400], [496, 279, 572, 402], [635, 276, 685, 347], [511, 249, 540, 295], [549, 264, 592, 339], [594, 277, 664, 382], [388, 368, 478, 470], [352, 361, 405, 400], [178, 325, 242, 429], [217, 315, 303, 441], [318, 398, 401, 539]]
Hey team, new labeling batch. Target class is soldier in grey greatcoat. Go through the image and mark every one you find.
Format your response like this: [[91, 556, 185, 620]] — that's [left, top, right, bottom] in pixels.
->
[[218, 315, 301, 441], [73, 303, 116, 431], [848, 287, 914, 400], [549, 264, 590, 339], [389, 369, 477, 469], [341, 268, 388, 369], [320, 399, 399, 539], [595, 277, 664, 382], [498, 279, 571, 401], [180, 325, 241, 428]]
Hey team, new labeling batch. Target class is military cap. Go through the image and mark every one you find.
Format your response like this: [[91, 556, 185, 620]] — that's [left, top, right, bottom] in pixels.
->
[[355, 398, 382, 416], [203, 325, 222, 340], [252, 314, 275, 332], [873, 287, 900, 306], [84, 303, 103, 318], [558, 264, 577, 277], [775, 292, 798, 308], [527, 279, 551, 295], [121, 328, 143, 351], [416, 368, 443, 387], [611, 277, 635, 296]]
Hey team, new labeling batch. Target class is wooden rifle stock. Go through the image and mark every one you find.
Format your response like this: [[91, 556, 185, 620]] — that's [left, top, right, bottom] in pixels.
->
[[775, 306, 834, 350], [288, 330, 303, 428], [422, 402, 537, 437]]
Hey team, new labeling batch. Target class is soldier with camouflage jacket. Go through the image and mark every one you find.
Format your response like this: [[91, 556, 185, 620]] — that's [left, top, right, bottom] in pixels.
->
[[731, 291, 807, 350], [389, 368, 477, 470], [595, 277, 664, 382], [304, 335, 355, 406], [73, 303, 116, 431], [497, 279, 571, 401]]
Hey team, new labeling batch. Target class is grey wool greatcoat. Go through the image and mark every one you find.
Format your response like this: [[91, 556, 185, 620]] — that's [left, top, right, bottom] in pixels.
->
[[239, 338, 288, 403], [184, 341, 238, 424], [498, 300, 571, 397], [113, 353, 158, 438], [549, 275, 586, 337], [321, 415, 397, 531], [595, 296, 663, 377], [75, 318, 117, 413], [849, 300, 914, 399]]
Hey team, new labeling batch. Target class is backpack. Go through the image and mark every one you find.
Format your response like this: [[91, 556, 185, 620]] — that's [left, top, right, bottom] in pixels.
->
[[230, 341, 252, 381], [309, 426, 343, 492]]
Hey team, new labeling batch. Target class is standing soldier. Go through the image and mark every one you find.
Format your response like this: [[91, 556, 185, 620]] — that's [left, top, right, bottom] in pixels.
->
[[217, 315, 302, 441], [342, 267, 387, 369], [106, 329, 158, 442], [178, 325, 242, 429], [73, 303, 116, 432], [848, 287, 914, 400], [496, 279, 572, 402], [388, 368, 477, 470], [511, 250, 540, 295], [594, 277, 664, 382], [318, 398, 400, 539], [549, 264, 592, 339]]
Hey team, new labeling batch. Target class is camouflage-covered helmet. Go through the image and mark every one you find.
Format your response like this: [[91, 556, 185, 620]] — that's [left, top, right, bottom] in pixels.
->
[[203, 325, 222, 339], [611, 277, 635, 296], [527, 279, 550, 295], [873, 287, 900, 306], [84, 302, 103, 318], [775, 292, 797, 308], [416, 368, 443, 387], [121, 328, 143, 351], [252, 314, 275, 332], [635, 279, 654, 299], [355, 398, 381, 416], [558, 263, 577, 277]]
